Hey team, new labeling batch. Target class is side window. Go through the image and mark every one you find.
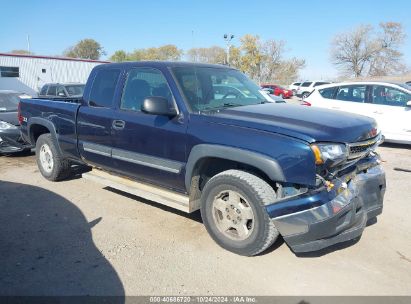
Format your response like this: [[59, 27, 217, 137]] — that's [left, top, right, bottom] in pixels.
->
[[335, 85, 366, 103], [56, 86, 66, 97], [314, 82, 329, 87], [372, 86, 410, 107], [120, 68, 172, 111], [301, 82, 312, 87], [318, 87, 336, 99], [89, 69, 121, 108], [47, 85, 57, 96], [40, 85, 48, 95]]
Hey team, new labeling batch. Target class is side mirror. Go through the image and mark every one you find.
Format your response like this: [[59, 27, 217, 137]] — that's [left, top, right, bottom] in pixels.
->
[[407, 100, 411, 107], [141, 96, 177, 117]]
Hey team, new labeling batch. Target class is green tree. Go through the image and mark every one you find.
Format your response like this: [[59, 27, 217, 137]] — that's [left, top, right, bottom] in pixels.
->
[[109, 50, 128, 62], [127, 44, 183, 61], [10, 49, 33, 55], [239, 34, 263, 80], [231, 34, 305, 84], [187, 46, 226, 64], [64, 39, 105, 60]]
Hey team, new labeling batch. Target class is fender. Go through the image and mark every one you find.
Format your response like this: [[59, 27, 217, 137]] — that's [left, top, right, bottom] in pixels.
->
[[184, 144, 285, 192], [27, 117, 62, 155]]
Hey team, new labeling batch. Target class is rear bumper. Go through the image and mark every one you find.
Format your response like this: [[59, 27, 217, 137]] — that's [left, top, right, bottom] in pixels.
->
[[267, 161, 386, 253], [0, 128, 32, 154]]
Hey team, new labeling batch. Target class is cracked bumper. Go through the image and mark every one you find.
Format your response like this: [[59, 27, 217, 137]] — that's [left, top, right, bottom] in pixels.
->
[[266, 160, 386, 253], [0, 129, 32, 154]]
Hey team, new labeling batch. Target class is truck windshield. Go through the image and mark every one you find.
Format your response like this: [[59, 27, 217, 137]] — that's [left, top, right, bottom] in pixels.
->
[[0, 93, 20, 112], [172, 67, 267, 112]]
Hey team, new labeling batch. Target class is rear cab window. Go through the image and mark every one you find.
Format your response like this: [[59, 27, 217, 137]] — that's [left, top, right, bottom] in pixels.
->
[[57, 86, 66, 97], [40, 85, 48, 95], [89, 69, 121, 108], [47, 85, 57, 96]]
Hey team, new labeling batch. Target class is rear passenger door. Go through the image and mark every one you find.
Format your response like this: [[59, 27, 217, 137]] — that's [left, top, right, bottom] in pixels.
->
[[332, 85, 374, 116], [77, 68, 122, 169], [111, 67, 187, 191]]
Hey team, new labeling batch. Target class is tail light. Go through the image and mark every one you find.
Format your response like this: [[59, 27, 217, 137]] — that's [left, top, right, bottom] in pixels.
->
[[17, 102, 24, 124], [301, 101, 311, 106]]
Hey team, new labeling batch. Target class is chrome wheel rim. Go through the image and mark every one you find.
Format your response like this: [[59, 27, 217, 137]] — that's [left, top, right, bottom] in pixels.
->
[[212, 190, 255, 241], [39, 144, 53, 173]]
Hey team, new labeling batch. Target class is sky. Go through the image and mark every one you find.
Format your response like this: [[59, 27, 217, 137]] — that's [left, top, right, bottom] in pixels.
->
[[1, 0, 411, 80]]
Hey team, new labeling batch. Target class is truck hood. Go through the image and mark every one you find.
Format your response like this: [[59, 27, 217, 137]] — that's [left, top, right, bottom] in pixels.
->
[[207, 103, 377, 143]]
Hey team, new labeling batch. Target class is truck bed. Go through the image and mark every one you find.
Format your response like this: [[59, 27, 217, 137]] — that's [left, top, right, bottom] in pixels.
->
[[19, 98, 81, 159]]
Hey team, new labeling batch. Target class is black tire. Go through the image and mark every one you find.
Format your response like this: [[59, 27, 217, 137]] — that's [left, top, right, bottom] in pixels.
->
[[200, 169, 279, 256], [302, 92, 309, 99], [35, 133, 71, 181]]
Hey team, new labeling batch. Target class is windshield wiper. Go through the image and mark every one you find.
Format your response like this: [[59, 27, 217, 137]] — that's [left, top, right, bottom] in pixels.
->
[[222, 102, 244, 108]]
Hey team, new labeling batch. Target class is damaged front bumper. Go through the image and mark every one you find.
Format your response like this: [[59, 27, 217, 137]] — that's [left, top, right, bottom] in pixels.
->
[[266, 156, 386, 253], [0, 128, 32, 154]]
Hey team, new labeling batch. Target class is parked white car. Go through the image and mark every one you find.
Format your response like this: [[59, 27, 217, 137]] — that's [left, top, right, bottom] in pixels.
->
[[288, 82, 301, 94], [304, 81, 411, 144], [297, 81, 331, 99]]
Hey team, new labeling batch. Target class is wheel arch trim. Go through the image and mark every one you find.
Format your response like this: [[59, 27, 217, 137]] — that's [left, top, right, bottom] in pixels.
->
[[27, 117, 62, 155], [184, 144, 285, 192]]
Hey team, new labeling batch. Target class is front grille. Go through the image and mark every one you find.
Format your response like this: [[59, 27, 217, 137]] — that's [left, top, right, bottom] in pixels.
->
[[350, 143, 374, 154], [348, 135, 380, 159]]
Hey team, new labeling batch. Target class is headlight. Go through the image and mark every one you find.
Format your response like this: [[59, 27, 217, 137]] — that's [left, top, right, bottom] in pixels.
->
[[311, 143, 348, 166], [0, 121, 17, 130]]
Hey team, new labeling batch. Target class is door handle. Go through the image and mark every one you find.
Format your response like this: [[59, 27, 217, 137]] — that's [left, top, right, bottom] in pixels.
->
[[112, 120, 125, 130], [373, 111, 383, 114], [332, 106, 340, 109]]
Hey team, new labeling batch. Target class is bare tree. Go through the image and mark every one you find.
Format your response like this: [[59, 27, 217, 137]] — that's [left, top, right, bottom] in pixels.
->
[[331, 22, 406, 78], [369, 22, 406, 76], [331, 25, 378, 77]]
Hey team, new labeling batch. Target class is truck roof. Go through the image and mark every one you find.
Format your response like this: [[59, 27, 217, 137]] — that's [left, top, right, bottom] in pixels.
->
[[95, 61, 235, 70]]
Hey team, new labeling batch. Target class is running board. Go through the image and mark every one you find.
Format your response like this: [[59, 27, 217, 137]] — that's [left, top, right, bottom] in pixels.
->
[[82, 169, 194, 213]]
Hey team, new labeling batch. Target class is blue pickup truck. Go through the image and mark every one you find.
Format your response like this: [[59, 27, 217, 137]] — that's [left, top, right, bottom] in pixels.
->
[[19, 61, 386, 256]]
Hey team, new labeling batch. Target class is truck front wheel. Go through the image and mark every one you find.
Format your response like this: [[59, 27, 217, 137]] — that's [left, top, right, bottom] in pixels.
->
[[36, 134, 71, 181], [201, 170, 279, 256]]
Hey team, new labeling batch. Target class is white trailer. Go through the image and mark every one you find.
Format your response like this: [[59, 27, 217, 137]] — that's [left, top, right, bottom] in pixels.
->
[[0, 53, 108, 96]]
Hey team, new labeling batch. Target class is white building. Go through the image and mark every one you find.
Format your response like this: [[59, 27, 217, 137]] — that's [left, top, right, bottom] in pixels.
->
[[0, 53, 109, 96]]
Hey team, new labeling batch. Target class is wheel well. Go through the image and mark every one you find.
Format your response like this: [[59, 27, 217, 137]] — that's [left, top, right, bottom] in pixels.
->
[[188, 157, 276, 201], [30, 124, 50, 144]]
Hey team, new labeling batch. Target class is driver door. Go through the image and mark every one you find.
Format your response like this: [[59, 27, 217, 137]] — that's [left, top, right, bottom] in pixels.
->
[[111, 67, 187, 191]]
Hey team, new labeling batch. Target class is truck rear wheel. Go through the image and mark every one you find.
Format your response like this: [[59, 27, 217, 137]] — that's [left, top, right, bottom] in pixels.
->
[[36, 134, 71, 181], [200, 170, 279, 256]]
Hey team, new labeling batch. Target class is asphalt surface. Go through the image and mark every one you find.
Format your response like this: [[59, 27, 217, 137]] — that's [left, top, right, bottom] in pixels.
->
[[0, 144, 410, 296]]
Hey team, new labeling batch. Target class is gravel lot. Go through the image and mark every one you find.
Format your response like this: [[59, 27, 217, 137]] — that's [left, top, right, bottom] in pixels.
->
[[0, 144, 410, 296]]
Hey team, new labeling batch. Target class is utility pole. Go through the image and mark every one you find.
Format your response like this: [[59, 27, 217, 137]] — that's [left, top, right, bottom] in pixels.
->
[[223, 34, 234, 65], [26, 34, 30, 54]]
